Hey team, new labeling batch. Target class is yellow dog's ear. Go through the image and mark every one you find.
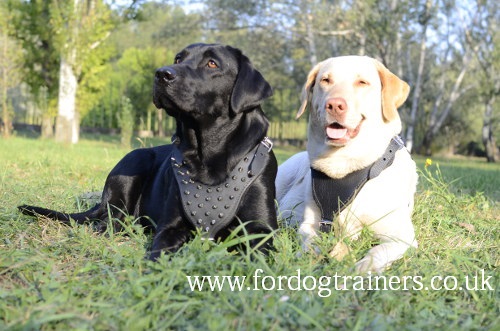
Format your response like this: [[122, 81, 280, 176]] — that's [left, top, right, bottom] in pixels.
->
[[375, 60, 410, 123], [296, 62, 323, 119]]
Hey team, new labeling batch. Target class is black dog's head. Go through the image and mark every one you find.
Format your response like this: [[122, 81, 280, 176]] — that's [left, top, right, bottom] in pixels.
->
[[153, 43, 273, 118]]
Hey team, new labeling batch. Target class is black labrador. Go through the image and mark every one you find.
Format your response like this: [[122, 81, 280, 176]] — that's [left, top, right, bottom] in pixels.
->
[[19, 43, 278, 260]]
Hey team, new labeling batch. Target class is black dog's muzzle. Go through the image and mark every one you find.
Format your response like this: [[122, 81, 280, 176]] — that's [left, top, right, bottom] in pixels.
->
[[153, 66, 178, 109], [155, 66, 177, 83]]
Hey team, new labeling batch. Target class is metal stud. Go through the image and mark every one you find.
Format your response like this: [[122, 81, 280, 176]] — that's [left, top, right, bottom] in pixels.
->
[[198, 219, 203, 224], [229, 195, 234, 200], [232, 175, 237, 180], [212, 205, 217, 209], [216, 187, 222, 192], [218, 213, 224, 218], [194, 193, 200, 198], [244, 157, 249, 162], [197, 185, 202, 190], [206, 197, 211, 201], [205, 211, 211, 216], [238, 167, 243, 172], [178, 171, 185, 176], [191, 211, 197, 216], [241, 177, 246, 182], [207, 188, 212, 193], [182, 180, 188, 184], [217, 196, 223, 201], [211, 220, 216, 225], [224, 205, 230, 209], [205, 226, 210, 232], [184, 190, 190, 195], [187, 201, 192, 205], [198, 203, 204, 208], [225, 183, 230, 188], [234, 187, 239, 191]]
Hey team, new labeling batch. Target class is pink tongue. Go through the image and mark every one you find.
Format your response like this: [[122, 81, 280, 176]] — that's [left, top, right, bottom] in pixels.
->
[[327, 126, 348, 139]]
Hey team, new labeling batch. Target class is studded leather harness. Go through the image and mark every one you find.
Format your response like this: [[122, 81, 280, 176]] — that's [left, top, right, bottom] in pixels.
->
[[171, 137, 273, 240], [312, 136, 405, 232]]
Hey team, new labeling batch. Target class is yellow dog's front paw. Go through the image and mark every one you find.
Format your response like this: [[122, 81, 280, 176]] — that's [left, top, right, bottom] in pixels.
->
[[329, 242, 350, 261]]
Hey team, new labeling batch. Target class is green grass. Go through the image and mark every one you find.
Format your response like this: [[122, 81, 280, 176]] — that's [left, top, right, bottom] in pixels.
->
[[0, 135, 498, 330]]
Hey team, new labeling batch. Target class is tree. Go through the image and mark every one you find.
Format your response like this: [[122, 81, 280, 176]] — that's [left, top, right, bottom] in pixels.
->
[[51, 0, 114, 144], [0, 2, 22, 137], [117, 96, 134, 149], [417, 0, 480, 155], [404, 0, 433, 153], [9, 0, 60, 139], [80, 2, 201, 136], [464, 0, 499, 162]]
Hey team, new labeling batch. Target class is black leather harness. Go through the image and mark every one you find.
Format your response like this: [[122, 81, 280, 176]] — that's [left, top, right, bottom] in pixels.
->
[[311, 136, 405, 232], [171, 137, 273, 240]]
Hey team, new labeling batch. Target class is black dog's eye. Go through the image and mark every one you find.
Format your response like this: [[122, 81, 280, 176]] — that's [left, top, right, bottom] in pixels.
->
[[207, 60, 218, 69], [174, 56, 182, 64]]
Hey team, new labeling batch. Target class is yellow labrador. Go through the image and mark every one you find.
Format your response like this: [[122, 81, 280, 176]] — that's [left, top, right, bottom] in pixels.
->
[[276, 56, 417, 272]]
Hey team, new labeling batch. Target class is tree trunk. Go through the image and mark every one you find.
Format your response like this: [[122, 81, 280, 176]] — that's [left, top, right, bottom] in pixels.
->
[[55, 55, 79, 144], [1, 24, 12, 138], [419, 53, 470, 155], [405, 0, 432, 153], [302, 0, 317, 66], [157, 108, 164, 138], [1, 74, 11, 138], [41, 113, 54, 139], [482, 95, 497, 163]]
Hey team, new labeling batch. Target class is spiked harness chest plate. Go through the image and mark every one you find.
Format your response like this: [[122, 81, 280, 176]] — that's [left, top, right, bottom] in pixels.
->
[[171, 138, 273, 240], [312, 136, 405, 232]]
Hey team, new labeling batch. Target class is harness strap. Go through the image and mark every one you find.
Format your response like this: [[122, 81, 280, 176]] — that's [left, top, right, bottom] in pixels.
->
[[312, 136, 405, 232], [171, 137, 273, 239]]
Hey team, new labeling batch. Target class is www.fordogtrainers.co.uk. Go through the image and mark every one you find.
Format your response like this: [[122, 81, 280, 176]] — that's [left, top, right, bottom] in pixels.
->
[[186, 268, 495, 298]]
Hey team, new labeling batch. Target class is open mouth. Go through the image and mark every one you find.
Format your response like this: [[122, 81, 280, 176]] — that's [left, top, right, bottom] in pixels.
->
[[326, 123, 348, 140], [325, 119, 363, 145]]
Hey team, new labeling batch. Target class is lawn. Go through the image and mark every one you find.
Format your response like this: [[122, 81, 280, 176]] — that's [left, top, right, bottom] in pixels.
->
[[0, 135, 498, 330]]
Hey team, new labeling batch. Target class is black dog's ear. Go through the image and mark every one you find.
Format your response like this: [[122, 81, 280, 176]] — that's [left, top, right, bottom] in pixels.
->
[[230, 48, 273, 113]]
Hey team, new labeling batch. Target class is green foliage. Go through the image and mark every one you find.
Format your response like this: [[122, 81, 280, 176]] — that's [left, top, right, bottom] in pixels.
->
[[77, 40, 117, 120], [117, 47, 171, 118], [8, 0, 115, 129], [49, 0, 115, 67], [0, 136, 498, 330], [8, 0, 60, 105], [81, 2, 200, 131]]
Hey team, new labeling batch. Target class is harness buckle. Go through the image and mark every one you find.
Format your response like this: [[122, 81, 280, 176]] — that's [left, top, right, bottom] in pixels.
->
[[319, 219, 333, 233], [261, 137, 273, 152]]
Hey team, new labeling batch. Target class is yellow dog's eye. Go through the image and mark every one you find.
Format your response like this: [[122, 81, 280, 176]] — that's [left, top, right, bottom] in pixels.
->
[[207, 60, 218, 68], [357, 79, 370, 86], [320, 77, 331, 84]]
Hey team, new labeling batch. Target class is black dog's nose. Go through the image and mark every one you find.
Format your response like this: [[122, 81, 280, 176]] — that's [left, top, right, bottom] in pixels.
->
[[155, 66, 177, 82]]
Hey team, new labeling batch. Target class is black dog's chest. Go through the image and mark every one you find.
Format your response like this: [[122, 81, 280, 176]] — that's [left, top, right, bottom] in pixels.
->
[[171, 139, 272, 239]]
